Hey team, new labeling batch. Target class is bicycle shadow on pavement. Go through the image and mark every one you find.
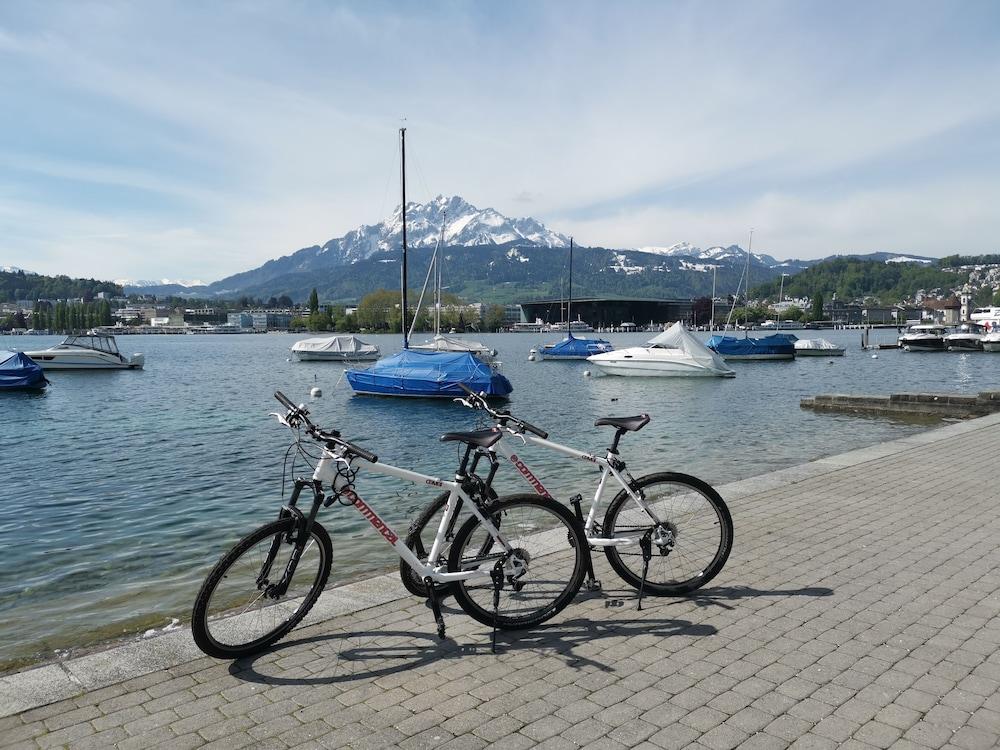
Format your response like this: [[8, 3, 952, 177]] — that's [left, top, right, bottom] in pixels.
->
[[679, 584, 834, 610], [229, 616, 715, 687]]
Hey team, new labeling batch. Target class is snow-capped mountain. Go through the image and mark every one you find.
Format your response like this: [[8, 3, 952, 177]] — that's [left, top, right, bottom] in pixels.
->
[[635, 243, 781, 267], [117, 277, 207, 288], [323, 195, 570, 265]]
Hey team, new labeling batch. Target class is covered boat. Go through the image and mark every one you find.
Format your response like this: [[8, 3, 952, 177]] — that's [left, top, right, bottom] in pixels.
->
[[411, 334, 499, 364], [587, 322, 734, 377], [706, 333, 796, 360], [0, 351, 48, 390], [291, 335, 380, 361], [345, 349, 512, 398], [541, 333, 614, 360], [23, 332, 144, 369], [794, 338, 846, 356], [944, 325, 984, 352]]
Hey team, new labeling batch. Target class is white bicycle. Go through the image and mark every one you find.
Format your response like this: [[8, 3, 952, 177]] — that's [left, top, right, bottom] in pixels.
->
[[400, 387, 733, 608], [191, 391, 589, 659]]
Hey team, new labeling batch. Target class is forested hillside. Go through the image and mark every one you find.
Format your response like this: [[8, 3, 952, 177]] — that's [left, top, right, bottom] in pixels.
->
[[0, 269, 122, 302], [752, 258, 964, 304]]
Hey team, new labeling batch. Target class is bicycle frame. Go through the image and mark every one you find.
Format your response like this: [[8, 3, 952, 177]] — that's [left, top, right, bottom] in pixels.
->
[[298, 447, 506, 584], [488, 431, 664, 545]]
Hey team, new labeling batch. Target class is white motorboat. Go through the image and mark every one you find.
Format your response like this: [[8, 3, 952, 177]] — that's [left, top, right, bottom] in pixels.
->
[[944, 324, 984, 352], [899, 324, 948, 352], [587, 322, 735, 377], [794, 338, 846, 356], [23, 332, 144, 370], [291, 335, 380, 361]]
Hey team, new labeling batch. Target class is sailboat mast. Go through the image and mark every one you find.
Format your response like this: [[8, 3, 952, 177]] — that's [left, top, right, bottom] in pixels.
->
[[400, 128, 409, 349], [711, 266, 716, 331], [567, 238, 573, 334], [744, 229, 753, 338], [436, 211, 444, 336]]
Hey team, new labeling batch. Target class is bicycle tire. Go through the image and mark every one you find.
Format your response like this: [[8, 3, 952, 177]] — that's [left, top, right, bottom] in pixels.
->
[[399, 487, 499, 597], [192, 517, 332, 659], [449, 493, 588, 630], [603, 472, 732, 595]]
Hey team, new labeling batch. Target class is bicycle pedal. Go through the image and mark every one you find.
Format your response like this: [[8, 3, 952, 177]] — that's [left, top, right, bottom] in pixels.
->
[[585, 578, 602, 591]]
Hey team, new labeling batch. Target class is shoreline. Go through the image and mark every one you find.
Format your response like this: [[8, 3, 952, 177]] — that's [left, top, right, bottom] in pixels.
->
[[6, 410, 998, 719]]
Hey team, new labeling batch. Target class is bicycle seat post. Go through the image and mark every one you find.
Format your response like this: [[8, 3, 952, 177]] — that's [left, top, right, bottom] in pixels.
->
[[609, 428, 626, 455]]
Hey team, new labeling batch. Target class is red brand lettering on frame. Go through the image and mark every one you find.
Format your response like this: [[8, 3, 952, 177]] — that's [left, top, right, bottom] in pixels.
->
[[344, 489, 399, 544], [509, 454, 553, 498]]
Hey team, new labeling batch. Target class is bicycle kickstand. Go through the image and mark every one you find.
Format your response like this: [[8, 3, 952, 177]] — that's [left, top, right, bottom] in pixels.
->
[[423, 577, 447, 640], [490, 561, 505, 654], [637, 531, 652, 611]]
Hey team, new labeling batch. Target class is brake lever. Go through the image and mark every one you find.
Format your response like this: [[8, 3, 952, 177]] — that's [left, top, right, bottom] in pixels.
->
[[269, 411, 292, 429]]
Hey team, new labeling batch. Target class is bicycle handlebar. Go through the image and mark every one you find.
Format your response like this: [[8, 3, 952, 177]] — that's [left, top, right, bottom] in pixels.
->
[[273, 391, 378, 463], [454, 384, 549, 439]]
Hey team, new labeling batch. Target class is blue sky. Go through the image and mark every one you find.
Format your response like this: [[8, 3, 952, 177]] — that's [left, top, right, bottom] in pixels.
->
[[2, 1, 999, 282]]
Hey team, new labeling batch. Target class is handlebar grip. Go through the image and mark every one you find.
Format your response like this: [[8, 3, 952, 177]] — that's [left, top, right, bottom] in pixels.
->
[[274, 391, 297, 411], [521, 420, 548, 440], [348, 443, 378, 464]]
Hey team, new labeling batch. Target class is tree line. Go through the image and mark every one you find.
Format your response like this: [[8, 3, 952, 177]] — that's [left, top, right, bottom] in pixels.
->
[[290, 288, 507, 333]]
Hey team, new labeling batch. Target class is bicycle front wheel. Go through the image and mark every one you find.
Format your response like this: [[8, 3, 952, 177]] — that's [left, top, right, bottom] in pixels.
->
[[603, 472, 732, 595], [449, 494, 587, 630], [192, 517, 332, 659]]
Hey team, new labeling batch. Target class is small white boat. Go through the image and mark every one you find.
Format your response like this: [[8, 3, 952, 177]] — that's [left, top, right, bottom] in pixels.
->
[[794, 338, 846, 356], [291, 335, 380, 361], [23, 332, 144, 370], [587, 322, 735, 377]]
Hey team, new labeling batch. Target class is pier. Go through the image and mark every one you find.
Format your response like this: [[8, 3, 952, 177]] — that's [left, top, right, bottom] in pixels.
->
[[3, 414, 1000, 749], [802, 390, 1000, 420]]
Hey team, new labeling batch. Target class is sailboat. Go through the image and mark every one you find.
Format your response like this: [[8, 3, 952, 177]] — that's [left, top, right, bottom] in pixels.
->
[[539, 238, 613, 359], [409, 215, 500, 367], [345, 129, 513, 399], [706, 231, 795, 361]]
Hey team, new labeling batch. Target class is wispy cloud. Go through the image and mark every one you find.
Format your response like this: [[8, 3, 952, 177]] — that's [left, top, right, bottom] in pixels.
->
[[1, 1, 998, 280]]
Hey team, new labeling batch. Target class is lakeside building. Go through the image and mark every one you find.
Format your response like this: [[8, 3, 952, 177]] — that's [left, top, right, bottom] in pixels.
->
[[517, 297, 730, 329]]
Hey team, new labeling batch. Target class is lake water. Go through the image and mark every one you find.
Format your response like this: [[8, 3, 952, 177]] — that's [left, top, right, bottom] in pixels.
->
[[1, 328, 995, 668]]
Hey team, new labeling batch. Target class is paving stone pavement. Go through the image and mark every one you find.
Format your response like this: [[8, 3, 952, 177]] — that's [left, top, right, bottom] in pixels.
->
[[3, 413, 1000, 749]]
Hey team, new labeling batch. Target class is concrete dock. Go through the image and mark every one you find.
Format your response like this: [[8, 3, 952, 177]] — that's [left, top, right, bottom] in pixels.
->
[[3, 413, 999, 749]]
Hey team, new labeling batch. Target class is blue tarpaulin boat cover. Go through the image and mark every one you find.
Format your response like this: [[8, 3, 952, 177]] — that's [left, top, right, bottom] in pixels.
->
[[706, 334, 797, 358], [542, 334, 614, 359], [0, 351, 47, 390], [345, 348, 512, 398]]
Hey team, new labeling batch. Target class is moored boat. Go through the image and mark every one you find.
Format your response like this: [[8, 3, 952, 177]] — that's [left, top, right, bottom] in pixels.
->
[[587, 322, 734, 377], [898, 324, 947, 352], [707, 333, 796, 360], [0, 351, 48, 390], [794, 338, 846, 357], [982, 332, 1000, 352], [944, 325, 984, 352], [292, 335, 380, 361], [22, 332, 144, 369], [345, 348, 512, 398], [540, 238, 613, 360]]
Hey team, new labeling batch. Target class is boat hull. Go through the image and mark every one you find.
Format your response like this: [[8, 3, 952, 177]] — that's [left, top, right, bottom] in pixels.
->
[[293, 351, 380, 361], [589, 360, 734, 377], [793, 349, 845, 357], [983, 340, 1000, 352], [22, 354, 143, 370]]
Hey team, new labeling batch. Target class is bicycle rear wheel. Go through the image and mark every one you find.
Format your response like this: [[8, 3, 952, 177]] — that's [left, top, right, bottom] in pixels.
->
[[449, 494, 587, 630], [192, 517, 332, 659], [603, 472, 732, 595]]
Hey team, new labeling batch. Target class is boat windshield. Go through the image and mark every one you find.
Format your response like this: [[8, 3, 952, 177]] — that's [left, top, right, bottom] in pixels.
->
[[63, 334, 121, 355]]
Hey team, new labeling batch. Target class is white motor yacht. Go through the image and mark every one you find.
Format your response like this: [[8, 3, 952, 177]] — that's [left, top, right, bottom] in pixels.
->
[[587, 322, 734, 377], [291, 335, 380, 361], [794, 338, 846, 356], [944, 324, 984, 352], [23, 331, 144, 369], [898, 324, 948, 352]]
